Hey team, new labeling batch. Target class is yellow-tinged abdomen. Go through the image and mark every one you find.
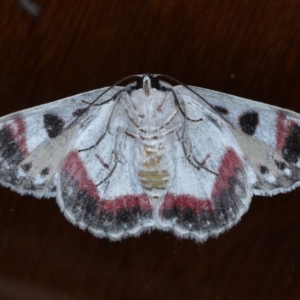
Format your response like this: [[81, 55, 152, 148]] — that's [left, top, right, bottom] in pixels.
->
[[136, 143, 174, 198]]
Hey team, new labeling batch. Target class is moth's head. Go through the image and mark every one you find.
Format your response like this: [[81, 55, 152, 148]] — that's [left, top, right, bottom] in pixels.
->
[[127, 75, 171, 96]]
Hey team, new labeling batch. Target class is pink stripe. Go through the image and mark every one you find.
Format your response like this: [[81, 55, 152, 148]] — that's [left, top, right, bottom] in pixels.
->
[[160, 194, 212, 214], [9, 118, 29, 156], [211, 148, 243, 201], [276, 113, 288, 151], [100, 194, 151, 213], [62, 151, 100, 200]]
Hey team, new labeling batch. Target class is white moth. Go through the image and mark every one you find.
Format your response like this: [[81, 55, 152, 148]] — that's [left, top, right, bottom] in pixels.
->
[[1, 74, 300, 242]]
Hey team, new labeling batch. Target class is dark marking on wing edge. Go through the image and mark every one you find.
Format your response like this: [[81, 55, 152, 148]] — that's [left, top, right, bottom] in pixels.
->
[[43, 114, 64, 138], [72, 108, 87, 117], [0, 127, 24, 169], [282, 124, 300, 164], [214, 106, 229, 115], [239, 110, 259, 135]]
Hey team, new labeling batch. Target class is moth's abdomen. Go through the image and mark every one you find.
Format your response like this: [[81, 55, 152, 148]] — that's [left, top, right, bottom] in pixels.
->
[[136, 141, 174, 199]]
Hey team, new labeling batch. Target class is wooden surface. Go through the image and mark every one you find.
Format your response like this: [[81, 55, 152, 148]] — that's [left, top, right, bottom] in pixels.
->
[[1, 0, 300, 299]]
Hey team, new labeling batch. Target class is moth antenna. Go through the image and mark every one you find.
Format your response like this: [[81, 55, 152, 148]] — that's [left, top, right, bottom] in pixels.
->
[[67, 76, 142, 131], [171, 90, 203, 122]]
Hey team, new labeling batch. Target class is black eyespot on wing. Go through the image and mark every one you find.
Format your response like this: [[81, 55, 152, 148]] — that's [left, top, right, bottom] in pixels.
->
[[41, 167, 50, 176], [43, 114, 64, 138], [260, 165, 268, 174], [214, 106, 229, 115], [282, 124, 300, 164], [239, 110, 259, 135], [22, 163, 32, 172], [274, 160, 286, 170]]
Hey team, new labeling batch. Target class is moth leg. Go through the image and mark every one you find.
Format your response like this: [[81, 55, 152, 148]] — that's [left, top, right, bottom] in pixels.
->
[[125, 122, 182, 141], [179, 126, 218, 176], [171, 90, 203, 122], [79, 94, 123, 152], [156, 110, 179, 131], [124, 103, 180, 135], [96, 127, 126, 187]]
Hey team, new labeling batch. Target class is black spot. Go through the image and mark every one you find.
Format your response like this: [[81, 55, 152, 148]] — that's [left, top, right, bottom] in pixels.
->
[[199, 210, 217, 232], [140, 208, 152, 220], [0, 127, 14, 149], [213, 176, 245, 225], [23, 180, 38, 191], [83, 195, 99, 226], [181, 208, 200, 231], [162, 207, 178, 221], [50, 185, 56, 193], [116, 206, 152, 231], [150, 76, 160, 89], [116, 208, 137, 230], [214, 106, 229, 115], [150, 76, 169, 91], [275, 160, 286, 170], [72, 108, 87, 117], [239, 110, 259, 135], [130, 76, 169, 92], [0, 128, 24, 168], [260, 165, 269, 174], [282, 124, 300, 164], [41, 167, 49, 176], [134, 77, 144, 90], [43, 114, 64, 138], [22, 163, 32, 172], [97, 211, 115, 231], [61, 176, 99, 228], [1, 142, 20, 160], [69, 189, 98, 225], [161, 205, 201, 232]]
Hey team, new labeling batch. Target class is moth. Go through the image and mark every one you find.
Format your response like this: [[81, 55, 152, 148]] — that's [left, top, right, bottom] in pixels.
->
[[1, 74, 300, 242]]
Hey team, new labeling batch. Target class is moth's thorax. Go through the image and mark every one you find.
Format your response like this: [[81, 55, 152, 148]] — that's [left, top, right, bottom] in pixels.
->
[[135, 138, 174, 199], [124, 87, 182, 140]]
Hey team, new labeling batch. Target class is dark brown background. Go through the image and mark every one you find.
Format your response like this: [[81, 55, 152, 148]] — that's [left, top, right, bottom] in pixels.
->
[[1, 0, 300, 299]]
